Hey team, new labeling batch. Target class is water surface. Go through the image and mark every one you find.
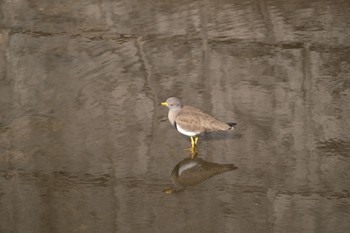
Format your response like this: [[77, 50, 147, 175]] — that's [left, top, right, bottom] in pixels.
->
[[1, 0, 350, 232]]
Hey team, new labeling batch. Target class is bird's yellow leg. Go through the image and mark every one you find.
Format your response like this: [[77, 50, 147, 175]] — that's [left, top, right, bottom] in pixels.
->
[[185, 137, 198, 157], [194, 136, 199, 146], [190, 137, 198, 158], [185, 137, 195, 151]]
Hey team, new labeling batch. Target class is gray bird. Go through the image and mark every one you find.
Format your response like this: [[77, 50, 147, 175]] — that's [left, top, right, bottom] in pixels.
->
[[161, 97, 237, 156]]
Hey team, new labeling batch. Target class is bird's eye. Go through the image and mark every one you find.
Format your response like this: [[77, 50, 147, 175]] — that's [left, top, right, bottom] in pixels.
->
[[170, 104, 173, 106]]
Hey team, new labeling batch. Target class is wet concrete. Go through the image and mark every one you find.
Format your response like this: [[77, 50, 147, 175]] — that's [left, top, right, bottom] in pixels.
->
[[0, 0, 350, 232]]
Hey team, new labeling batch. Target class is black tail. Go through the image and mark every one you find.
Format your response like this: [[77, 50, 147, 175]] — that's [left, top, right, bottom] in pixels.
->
[[227, 122, 237, 130]]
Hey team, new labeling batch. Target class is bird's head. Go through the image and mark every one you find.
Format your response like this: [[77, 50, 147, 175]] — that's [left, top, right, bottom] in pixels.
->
[[161, 97, 183, 110]]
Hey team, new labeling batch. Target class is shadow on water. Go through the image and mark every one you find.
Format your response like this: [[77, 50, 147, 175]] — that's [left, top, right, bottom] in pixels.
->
[[176, 129, 242, 146], [200, 131, 243, 141], [164, 156, 237, 194]]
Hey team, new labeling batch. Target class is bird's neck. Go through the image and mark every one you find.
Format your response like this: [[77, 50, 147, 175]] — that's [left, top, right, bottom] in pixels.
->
[[168, 108, 181, 126]]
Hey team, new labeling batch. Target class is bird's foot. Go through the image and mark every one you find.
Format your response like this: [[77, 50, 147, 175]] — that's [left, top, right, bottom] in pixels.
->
[[184, 146, 198, 158], [191, 150, 198, 159]]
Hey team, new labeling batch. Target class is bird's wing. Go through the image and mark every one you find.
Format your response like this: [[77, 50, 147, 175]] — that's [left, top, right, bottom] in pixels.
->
[[176, 106, 227, 132], [175, 107, 203, 132]]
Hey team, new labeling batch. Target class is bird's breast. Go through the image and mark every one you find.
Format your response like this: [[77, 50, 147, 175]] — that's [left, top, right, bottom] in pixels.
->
[[175, 122, 199, 136]]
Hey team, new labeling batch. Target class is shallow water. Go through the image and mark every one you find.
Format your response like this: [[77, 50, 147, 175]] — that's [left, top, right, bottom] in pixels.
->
[[1, 0, 350, 232]]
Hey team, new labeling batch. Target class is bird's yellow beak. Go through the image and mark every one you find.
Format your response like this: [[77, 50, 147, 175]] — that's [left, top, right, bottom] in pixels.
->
[[161, 102, 168, 106]]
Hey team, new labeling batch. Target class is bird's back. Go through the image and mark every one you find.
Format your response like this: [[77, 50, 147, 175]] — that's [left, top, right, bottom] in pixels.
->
[[176, 106, 231, 132]]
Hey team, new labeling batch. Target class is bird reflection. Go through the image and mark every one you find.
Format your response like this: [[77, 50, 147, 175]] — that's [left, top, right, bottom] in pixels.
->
[[164, 157, 237, 194]]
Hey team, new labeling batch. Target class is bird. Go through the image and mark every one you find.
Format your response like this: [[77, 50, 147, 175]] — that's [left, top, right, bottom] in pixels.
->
[[161, 97, 237, 156], [163, 157, 237, 194]]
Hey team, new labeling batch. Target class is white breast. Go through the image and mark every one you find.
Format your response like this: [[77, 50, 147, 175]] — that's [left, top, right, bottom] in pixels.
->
[[176, 124, 199, 137]]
